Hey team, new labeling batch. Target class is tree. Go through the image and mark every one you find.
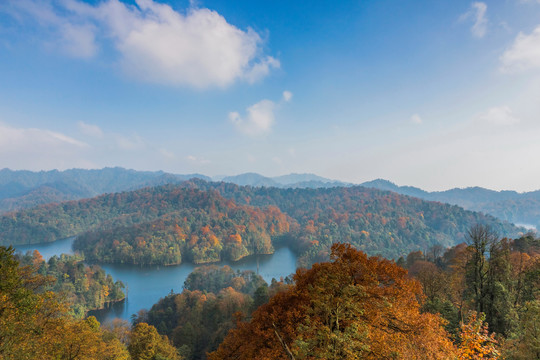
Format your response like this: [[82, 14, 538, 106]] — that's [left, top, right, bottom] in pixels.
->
[[128, 322, 180, 360], [457, 312, 499, 360], [503, 300, 540, 360], [209, 243, 457, 360], [0, 246, 130, 360], [465, 225, 498, 315]]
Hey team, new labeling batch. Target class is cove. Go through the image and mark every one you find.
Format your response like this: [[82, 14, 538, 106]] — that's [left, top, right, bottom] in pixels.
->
[[14, 238, 298, 323]]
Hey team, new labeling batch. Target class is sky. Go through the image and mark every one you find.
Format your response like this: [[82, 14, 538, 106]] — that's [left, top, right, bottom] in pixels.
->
[[1, 0, 540, 191]]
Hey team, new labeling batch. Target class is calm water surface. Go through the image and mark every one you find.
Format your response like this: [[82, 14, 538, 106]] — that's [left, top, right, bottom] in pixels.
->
[[14, 239, 298, 323]]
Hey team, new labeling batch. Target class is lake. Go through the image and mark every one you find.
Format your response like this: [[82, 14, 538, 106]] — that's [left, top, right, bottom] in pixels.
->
[[14, 238, 298, 323]]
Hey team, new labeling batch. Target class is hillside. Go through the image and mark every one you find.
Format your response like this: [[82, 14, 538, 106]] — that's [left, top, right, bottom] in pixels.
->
[[0, 185, 290, 265], [0, 169, 348, 214], [0, 167, 210, 213], [1, 180, 525, 266], [361, 179, 540, 229], [188, 181, 525, 264]]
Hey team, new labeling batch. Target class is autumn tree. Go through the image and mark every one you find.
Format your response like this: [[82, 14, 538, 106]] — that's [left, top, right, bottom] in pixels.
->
[[0, 246, 129, 360], [209, 243, 457, 360], [456, 311, 499, 360], [128, 322, 180, 360]]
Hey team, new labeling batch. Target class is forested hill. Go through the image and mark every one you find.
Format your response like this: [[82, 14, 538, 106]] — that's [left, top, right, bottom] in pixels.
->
[[0, 167, 209, 214], [1, 181, 523, 266], [0, 168, 346, 214], [0, 186, 290, 265], [361, 179, 540, 229], [185, 180, 525, 265]]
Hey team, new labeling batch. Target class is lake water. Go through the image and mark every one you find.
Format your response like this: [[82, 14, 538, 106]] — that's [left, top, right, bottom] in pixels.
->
[[14, 239, 298, 323]]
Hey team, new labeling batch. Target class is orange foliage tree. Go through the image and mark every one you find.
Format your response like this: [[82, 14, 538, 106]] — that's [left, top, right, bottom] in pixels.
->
[[456, 312, 499, 360], [209, 243, 457, 360]]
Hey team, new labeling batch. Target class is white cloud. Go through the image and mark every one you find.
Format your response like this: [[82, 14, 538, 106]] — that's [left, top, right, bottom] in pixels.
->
[[243, 57, 281, 84], [288, 147, 296, 157], [410, 114, 422, 124], [3, 0, 278, 88], [282, 90, 293, 102], [0, 122, 87, 149], [186, 154, 210, 164], [477, 106, 520, 125], [229, 91, 293, 136], [3, 0, 98, 58], [59, 22, 98, 58], [229, 100, 276, 136], [78, 121, 104, 138], [460, 2, 488, 38], [0, 122, 90, 170], [500, 25, 540, 72]]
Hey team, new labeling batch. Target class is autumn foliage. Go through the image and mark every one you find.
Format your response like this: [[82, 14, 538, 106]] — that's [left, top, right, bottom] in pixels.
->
[[209, 243, 457, 359], [0, 246, 178, 360]]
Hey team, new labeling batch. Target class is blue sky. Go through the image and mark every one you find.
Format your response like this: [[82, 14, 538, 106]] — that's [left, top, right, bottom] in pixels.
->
[[1, 0, 540, 191]]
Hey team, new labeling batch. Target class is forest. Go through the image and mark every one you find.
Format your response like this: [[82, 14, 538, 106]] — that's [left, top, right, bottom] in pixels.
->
[[401, 226, 540, 359], [190, 180, 522, 264], [15, 250, 125, 317], [0, 181, 523, 267], [0, 245, 179, 360], [2, 226, 539, 359]]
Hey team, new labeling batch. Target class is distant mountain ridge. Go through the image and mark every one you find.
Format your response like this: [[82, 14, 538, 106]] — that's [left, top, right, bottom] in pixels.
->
[[3, 168, 540, 229], [0, 168, 210, 213], [360, 179, 540, 229], [0, 169, 348, 213], [222, 172, 351, 188]]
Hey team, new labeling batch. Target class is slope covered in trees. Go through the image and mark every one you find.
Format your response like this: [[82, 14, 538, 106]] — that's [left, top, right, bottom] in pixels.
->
[[190, 180, 523, 264], [362, 179, 540, 229], [137, 265, 281, 360], [0, 167, 210, 214], [1, 185, 290, 265], [1, 181, 524, 266], [16, 250, 125, 317], [0, 245, 180, 360], [402, 228, 540, 359]]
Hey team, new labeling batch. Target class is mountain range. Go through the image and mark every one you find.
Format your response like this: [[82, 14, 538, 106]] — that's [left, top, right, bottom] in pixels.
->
[[1, 168, 540, 230], [360, 179, 540, 229], [0, 168, 347, 213]]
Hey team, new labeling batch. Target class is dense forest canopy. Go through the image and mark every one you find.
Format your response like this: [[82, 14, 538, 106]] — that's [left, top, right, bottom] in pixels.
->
[[210, 243, 458, 359], [0, 181, 524, 266], [402, 228, 540, 360], [136, 265, 279, 360], [190, 180, 524, 264], [5, 168, 540, 231], [15, 250, 125, 317], [361, 179, 540, 229], [0, 245, 179, 360], [2, 228, 539, 359]]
